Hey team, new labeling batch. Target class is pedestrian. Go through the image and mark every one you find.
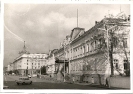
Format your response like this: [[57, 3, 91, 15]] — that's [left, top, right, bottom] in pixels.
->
[[105, 76, 110, 88], [72, 76, 75, 83], [91, 77, 94, 84]]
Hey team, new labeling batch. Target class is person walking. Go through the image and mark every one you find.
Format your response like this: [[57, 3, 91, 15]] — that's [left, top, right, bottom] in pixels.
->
[[91, 77, 94, 84], [72, 76, 75, 83], [105, 76, 111, 88]]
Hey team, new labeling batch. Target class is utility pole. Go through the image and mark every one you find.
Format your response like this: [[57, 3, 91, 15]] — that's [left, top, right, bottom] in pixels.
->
[[69, 41, 71, 74], [64, 45, 66, 82], [40, 66, 42, 78]]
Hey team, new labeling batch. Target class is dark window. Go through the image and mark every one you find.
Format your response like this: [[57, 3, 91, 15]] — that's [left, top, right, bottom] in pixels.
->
[[124, 60, 128, 63], [116, 63, 118, 69], [124, 63, 127, 70], [123, 38, 128, 48]]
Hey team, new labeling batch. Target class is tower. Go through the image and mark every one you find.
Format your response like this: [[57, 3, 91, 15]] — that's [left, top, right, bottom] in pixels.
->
[[19, 41, 29, 55]]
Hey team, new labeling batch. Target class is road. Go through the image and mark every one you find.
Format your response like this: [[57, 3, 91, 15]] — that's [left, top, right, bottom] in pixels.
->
[[3, 75, 122, 89]]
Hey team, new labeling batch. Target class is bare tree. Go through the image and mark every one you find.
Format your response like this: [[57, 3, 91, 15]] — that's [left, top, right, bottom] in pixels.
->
[[105, 24, 130, 76]]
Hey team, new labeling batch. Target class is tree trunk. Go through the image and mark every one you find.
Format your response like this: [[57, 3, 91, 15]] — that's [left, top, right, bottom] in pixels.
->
[[109, 34, 114, 76]]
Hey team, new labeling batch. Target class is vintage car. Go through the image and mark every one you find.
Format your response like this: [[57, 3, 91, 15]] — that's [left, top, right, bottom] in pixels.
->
[[28, 75, 31, 78], [3, 86, 9, 89], [15, 77, 32, 85]]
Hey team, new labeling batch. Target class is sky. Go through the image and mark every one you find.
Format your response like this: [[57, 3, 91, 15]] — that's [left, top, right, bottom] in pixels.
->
[[4, 4, 130, 66]]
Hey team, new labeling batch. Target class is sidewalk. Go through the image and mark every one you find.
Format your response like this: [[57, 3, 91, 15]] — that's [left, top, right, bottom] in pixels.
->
[[40, 75, 98, 86], [109, 76, 130, 89], [39, 75, 130, 89]]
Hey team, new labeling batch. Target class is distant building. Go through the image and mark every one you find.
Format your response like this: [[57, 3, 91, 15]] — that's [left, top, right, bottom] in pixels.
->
[[45, 49, 58, 77], [11, 41, 48, 76], [13, 53, 48, 75]]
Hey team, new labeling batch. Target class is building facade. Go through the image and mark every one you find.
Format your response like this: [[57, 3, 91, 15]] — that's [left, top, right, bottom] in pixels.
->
[[12, 53, 48, 76], [45, 49, 58, 77], [45, 13, 130, 84]]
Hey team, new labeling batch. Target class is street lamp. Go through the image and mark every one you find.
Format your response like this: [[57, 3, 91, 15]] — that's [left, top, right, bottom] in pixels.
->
[[64, 46, 66, 82], [40, 66, 42, 78]]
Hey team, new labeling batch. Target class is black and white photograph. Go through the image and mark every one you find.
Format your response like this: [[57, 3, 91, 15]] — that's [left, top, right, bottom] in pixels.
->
[[3, 2, 132, 92]]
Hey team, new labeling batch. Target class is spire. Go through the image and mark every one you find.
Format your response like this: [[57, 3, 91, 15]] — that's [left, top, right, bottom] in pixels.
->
[[23, 41, 26, 52], [19, 41, 29, 55]]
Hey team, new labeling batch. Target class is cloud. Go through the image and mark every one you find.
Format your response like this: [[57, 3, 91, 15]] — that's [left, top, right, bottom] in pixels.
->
[[25, 20, 34, 27], [5, 4, 31, 16], [4, 4, 130, 66]]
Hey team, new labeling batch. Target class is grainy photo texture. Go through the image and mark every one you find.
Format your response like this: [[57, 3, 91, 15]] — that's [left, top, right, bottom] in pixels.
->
[[3, 4, 130, 90]]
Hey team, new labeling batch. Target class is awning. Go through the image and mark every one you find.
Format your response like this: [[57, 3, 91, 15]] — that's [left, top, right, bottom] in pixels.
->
[[55, 57, 69, 63]]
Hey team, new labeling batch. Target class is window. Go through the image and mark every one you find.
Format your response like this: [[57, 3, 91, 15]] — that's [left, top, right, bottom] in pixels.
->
[[124, 60, 128, 63], [83, 46, 85, 53], [114, 59, 118, 69], [123, 38, 128, 48], [91, 42, 94, 51], [124, 63, 127, 70], [88, 44, 89, 52], [116, 63, 118, 69], [124, 60, 128, 70], [114, 59, 118, 62], [86, 44, 88, 52]]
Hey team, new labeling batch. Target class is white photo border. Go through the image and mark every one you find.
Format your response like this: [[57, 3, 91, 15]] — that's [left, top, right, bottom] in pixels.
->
[[1, 0, 133, 94]]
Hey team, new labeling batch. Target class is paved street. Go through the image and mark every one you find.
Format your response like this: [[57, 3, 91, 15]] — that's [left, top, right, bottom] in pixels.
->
[[3, 75, 125, 90]]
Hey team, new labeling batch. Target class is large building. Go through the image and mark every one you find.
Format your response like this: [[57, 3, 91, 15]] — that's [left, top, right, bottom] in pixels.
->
[[45, 49, 58, 77], [7, 41, 48, 76], [45, 12, 130, 84], [13, 53, 48, 75]]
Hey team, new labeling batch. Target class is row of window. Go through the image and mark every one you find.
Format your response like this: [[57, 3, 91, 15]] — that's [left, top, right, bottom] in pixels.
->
[[65, 38, 106, 59]]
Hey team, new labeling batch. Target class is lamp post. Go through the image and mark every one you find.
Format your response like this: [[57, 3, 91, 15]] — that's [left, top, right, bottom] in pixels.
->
[[64, 45, 66, 82], [68, 41, 71, 74], [39, 66, 42, 78]]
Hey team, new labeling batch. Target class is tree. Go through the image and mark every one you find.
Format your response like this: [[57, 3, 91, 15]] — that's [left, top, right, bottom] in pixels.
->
[[9, 70, 12, 74], [105, 24, 130, 76], [117, 33, 130, 76], [39, 66, 47, 75], [105, 25, 115, 76]]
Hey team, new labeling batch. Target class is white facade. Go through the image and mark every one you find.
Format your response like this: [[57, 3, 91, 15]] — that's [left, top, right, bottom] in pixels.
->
[[12, 53, 48, 75], [46, 54, 56, 75]]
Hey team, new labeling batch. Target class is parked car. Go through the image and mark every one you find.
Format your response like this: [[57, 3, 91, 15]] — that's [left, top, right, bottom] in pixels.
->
[[32, 74, 37, 77], [15, 77, 32, 85], [3, 86, 9, 89], [28, 75, 31, 78], [12, 73, 15, 76]]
